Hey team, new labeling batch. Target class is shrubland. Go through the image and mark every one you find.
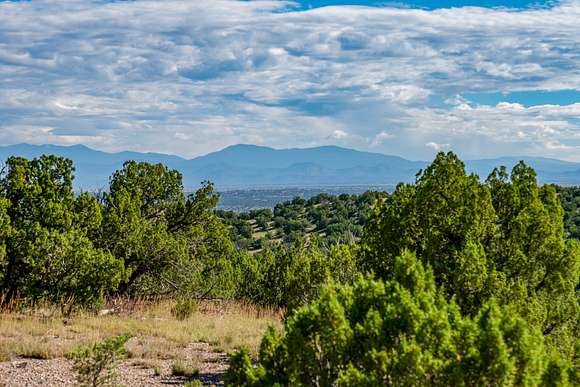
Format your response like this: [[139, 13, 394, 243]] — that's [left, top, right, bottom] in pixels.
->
[[227, 252, 576, 386], [217, 191, 386, 250], [228, 152, 579, 386], [0, 151, 578, 385]]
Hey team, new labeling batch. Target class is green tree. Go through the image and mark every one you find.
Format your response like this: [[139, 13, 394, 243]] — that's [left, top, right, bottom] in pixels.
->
[[236, 241, 330, 311], [362, 152, 579, 353], [235, 239, 359, 313], [362, 152, 495, 311], [99, 161, 234, 297], [0, 155, 123, 307], [0, 194, 11, 287], [486, 163, 580, 355], [19, 228, 123, 308], [226, 251, 571, 386], [557, 186, 580, 239]]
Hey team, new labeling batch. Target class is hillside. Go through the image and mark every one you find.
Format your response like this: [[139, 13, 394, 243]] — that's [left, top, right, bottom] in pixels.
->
[[219, 187, 580, 252]]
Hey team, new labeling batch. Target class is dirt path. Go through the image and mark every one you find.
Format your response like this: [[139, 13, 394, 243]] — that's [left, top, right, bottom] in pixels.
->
[[0, 341, 228, 387]]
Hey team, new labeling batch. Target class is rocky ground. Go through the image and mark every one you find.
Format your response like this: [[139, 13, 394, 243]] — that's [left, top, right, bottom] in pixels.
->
[[0, 341, 228, 387], [0, 300, 280, 386]]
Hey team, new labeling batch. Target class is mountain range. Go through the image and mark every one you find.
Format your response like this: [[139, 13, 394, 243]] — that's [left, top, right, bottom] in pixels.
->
[[1, 143, 580, 190]]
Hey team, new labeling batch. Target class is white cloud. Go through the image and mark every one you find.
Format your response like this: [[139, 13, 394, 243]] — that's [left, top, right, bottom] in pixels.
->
[[371, 131, 394, 146], [0, 0, 579, 160], [426, 142, 451, 151], [329, 129, 349, 139]]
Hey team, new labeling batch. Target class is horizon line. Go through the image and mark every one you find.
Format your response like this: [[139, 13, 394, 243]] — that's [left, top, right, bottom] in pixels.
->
[[0, 142, 577, 164]]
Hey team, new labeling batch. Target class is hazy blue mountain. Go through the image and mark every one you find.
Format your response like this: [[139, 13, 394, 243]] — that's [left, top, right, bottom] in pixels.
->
[[465, 157, 580, 184], [187, 144, 426, 187], [1, 143, 580, 190], [0, 144, 188, 190], [193, 144, 419, 169]]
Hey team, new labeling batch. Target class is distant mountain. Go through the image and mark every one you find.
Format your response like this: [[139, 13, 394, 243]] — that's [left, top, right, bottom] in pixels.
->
[[1, 143, 580, 190], [188, 144, 425, 188], [0, 143, 188, 190], [193, 144, 417, 170]]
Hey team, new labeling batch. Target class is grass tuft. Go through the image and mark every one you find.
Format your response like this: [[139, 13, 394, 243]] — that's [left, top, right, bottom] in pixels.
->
[[171, 298, 197, 321], [171, 356, 199, 377]]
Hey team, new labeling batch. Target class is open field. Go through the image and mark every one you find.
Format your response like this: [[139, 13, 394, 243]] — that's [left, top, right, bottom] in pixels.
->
[[0, 299, 282, 386]]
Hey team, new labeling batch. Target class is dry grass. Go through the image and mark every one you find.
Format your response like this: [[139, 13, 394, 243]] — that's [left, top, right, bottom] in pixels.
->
[[171, 354, 200, 377], [0, 298, 282, 363]]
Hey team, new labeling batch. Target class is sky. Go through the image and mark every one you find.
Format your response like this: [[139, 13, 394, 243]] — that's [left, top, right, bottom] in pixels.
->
[[0, 0, 579, 160]]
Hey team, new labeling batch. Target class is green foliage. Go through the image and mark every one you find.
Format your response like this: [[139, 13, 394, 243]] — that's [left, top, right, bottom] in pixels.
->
[[0, 195, 12, 287], [171, 298, 198, 321], [558, 186, 580, 239], [224, 152, 579, 385], [20, 229, 123, 308], [0, 155, 236, 306], [0, 155, 124, 307], [3, 151, 578, 385], [97, 161, 235, 298], [362, 152, 579, 355], [217, 191, 386, 251], [226, 252, 569, 386], [235, 240, 359, 312], [362, 152, 495, 307], [70, 334, 131, 387]]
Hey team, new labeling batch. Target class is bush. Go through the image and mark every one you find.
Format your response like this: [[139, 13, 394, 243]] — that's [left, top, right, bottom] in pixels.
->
[[171, 356, 199, 377], [70, 335, 131, 387], [226, 251, 570, 386], [171, 298, 197, 320], [235, 240, 359, 313], [361, 152, 579, 353]]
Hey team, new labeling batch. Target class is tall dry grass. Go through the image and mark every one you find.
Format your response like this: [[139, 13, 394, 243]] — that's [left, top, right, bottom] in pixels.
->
[[0, 297, 282, 362]]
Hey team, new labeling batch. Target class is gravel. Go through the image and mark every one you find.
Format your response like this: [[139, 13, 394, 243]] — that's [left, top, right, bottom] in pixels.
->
[[0, 341, 228, 387]]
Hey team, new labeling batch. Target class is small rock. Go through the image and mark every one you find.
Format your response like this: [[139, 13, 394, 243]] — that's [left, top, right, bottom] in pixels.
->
[[14, 362, 27, 369]]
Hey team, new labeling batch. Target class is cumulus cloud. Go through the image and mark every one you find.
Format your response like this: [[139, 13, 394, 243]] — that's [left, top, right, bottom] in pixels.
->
[[426, 142, 451, 151], [329, 129, 350, 139], [371, 131, 394, 146], [0, 0, 579, 159]]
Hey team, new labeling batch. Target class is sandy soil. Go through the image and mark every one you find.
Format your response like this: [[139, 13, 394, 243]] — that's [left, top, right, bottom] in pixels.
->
[[0, 341, 228, 387]]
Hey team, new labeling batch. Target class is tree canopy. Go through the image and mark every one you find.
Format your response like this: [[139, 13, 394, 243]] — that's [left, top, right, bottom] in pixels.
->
[[98, 161, 234, 296], [228, 151, 579, 385], [0, 155, 123, 307], [361, 152, 579, 355], [0, 156, 234, 307], [227, 251, 577, 386]]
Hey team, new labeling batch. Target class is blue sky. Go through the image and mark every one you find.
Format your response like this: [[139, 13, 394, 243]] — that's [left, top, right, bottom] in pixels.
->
[[465, 90, 580, 107], [0, 0, 579, 160], [290, 0, 555, 9]]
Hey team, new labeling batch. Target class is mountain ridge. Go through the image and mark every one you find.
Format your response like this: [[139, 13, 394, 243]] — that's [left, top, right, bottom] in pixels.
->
[[1, 143, 580, 189]]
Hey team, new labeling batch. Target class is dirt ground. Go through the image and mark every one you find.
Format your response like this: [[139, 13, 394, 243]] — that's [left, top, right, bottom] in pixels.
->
[[0, 340, 228, 386]]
